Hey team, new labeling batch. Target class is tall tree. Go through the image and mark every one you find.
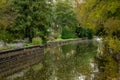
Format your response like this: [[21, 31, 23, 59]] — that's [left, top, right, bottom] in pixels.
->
[[0, 0, 15, 45], [54, 0, 78, 38], [12, 0, 51, 43], [55, 0, 78, 28], [75, 0, 120, 50], [75, 0, 120, 79]]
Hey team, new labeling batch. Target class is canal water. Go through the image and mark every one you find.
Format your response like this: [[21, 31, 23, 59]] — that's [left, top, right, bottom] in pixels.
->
[[39, 40, 98, 80], [7, 40, 98, 80]]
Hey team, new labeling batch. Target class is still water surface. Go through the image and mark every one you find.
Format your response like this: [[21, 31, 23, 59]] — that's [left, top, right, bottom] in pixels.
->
[[40, 41, 98, 80]]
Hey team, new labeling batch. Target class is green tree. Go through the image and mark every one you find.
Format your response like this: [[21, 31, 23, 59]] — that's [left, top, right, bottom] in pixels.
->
[[61, 26, 76, 39], [75, 26, 85, 38], [75, 26, 93, 39], [0, 0, 15, 45], [12, 0, 51, 43], [54, 0, 78, 37], [86, 28, 93, 39]]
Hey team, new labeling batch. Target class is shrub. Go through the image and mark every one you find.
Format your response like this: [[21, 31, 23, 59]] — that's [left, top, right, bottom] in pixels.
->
[[86, 28, 93, 39], [32, 37, 42, 45], [75, 27, 85, 38], [61, 27, 76, 39], [75, 27, 93, 39]]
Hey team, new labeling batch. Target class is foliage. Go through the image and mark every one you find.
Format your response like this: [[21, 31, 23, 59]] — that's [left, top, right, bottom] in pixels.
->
[[0, 0, 79, 44], [61, 27, 76, 39], [75, 26, 93, 39], [104, 37, 120, 53], [75, 26, 85, 38], [32, 37, 42, 45], [0, 0, 15, 43], [75, 0, 120, 37], [86, 28, 93, 39], [11, 0, 51, 43], [75, 0, 120, 79], [43, 0, 79, 40], [75, 0, 120, 50], [75, 1, 120, 46], [54, 0, 78, 34], [55, 0, 78, 27], [0, 0, 14, 28], [0, 30, 14, 43]]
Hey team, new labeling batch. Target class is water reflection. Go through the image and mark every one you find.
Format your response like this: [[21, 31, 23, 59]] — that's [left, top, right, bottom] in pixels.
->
[[40, 41, 97, 80]]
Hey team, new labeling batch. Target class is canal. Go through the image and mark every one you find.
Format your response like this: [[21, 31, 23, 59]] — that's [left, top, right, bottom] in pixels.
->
[[32, 40, 98, 80], [7, 40, 98, 80]]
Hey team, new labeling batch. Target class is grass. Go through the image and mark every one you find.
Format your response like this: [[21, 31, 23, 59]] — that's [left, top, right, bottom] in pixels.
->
[[0, 38, 80, 51], [47, 38, 80, 43]]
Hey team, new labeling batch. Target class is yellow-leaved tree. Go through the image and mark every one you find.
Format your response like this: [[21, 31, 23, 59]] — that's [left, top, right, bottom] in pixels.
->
[[75, 0, 120, 79]]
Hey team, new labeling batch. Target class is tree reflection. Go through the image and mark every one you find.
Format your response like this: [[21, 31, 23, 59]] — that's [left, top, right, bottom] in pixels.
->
[[39, 41, 98, 80]]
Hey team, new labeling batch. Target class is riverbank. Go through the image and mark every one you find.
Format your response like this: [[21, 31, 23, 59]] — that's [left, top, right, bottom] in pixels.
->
[[0, 38, 80, 52]]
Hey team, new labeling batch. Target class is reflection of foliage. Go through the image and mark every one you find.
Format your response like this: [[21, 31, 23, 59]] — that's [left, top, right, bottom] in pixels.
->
[[11, 42, 97, 80], [75, 42, 97, 74], [95, 44, 119, 80], [43, 42, 97, 80], [76, 42, 96, 55], [61, 43, 76, 55]]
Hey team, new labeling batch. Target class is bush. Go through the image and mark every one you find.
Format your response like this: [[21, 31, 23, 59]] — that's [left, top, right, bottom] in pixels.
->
[[61, 27, 76, 39], [86, 28, 93, 39], [75, 27, 93, 39], [32, 37, 42, 45], [75, 27, 85, 38], [0, 30, 14, 43]]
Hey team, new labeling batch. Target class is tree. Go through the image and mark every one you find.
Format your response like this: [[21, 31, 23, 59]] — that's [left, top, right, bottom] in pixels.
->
[[75, 26, 85, 38], [54, 0, 78, 37], [0, 0, 15, 45], [86, 28, 93, 39], [0, 0, 14, 28], [61, 26, 76, 39], [12, 0, 51, 43], [75, 0, 120, 79], [75, 26, 93, 39], [75, 0, 120, 50]]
